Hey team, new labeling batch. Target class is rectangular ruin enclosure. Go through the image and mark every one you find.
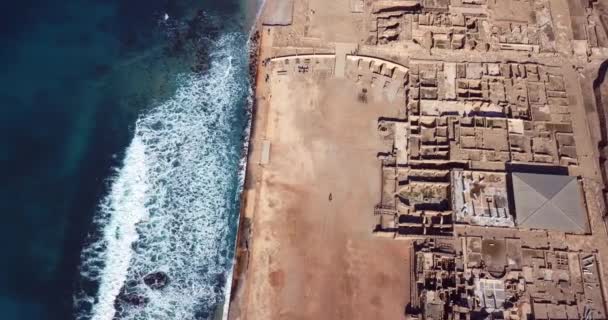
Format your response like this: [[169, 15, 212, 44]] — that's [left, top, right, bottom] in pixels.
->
[[411, 239, 607, 320], [452, 170, 513, 227], [374, 59, 589, 237]]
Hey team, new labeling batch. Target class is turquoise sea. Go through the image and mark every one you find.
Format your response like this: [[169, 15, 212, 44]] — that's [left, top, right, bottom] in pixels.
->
[[0, 0, 256, 319]]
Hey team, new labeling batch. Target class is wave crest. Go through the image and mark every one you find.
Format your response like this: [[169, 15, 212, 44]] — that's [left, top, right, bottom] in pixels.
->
[[75, 32, 250, 320]]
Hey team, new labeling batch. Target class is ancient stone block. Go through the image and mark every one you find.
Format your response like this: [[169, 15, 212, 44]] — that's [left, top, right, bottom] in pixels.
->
[[452, 34, 466, 49], [467, 63, 484, 79], [456, 64, 467, 78], [546, 74, 565, 92], [487, 63, 501, 76], [420, 87, 439, 99]]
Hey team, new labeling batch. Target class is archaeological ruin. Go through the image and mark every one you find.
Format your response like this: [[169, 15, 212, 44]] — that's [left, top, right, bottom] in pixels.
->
[[233, 0, 608, 319]]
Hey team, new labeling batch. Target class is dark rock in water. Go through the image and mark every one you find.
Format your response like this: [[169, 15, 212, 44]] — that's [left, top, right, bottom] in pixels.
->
[[144, 271, 169, 289], [116, 286, 148, 307]]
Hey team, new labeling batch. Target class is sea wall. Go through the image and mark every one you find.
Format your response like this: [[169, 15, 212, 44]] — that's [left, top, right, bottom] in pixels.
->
[[220, 25, 262, 320]]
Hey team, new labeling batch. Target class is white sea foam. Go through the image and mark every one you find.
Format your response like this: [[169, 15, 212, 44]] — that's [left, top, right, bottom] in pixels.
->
[[76, 32, 250, 320], [89, 135, 149, 320]]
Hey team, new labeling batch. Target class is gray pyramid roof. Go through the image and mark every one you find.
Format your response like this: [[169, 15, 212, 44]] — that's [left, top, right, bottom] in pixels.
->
[[512, 173, 589, 233]]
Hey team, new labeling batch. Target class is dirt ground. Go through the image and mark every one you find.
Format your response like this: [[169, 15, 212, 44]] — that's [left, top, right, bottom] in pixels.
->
[[227, 0, 608, 318], [229, 40, 411, 319]]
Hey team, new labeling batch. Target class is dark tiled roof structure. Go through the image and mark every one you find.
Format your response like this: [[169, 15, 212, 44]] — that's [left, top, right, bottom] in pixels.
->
[[511, 173, 589, 233]]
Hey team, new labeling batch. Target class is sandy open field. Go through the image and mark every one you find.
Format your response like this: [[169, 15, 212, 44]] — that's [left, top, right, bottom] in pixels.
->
[[228, 45, 411, 319]]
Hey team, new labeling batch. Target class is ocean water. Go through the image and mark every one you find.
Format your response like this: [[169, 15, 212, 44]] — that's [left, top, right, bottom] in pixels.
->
[[0, 0, 257, 319]]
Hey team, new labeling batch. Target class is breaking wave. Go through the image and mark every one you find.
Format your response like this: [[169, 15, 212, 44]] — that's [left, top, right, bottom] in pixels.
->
[[75, 31, 250, 320]]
